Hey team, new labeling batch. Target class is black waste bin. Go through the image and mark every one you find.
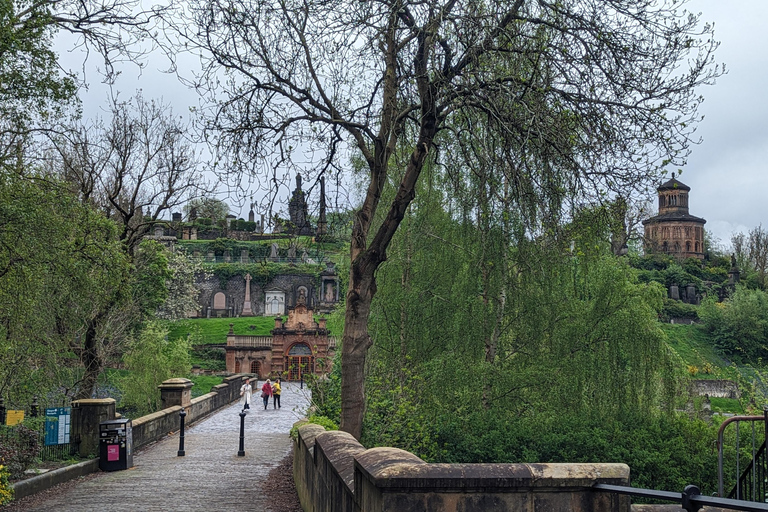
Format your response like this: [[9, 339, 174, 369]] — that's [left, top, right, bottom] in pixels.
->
[[99, 418, 133, 471]]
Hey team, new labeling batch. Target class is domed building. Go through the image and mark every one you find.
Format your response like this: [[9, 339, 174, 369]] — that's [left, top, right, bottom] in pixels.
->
[[642, 173, 706, 260]]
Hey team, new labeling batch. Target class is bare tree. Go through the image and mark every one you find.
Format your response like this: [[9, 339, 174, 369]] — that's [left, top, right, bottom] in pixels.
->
[[165, 0, 720, 438], [0, 0, 165, 163], [47, 94, 210, 254]]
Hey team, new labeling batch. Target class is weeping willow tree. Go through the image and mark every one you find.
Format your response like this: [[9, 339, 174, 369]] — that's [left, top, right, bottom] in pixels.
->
[[362, 138, 685, 460]]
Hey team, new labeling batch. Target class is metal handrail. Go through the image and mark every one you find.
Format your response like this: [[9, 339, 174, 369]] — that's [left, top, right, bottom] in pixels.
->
[[594, 483, 768, 511], [717, 412, 768, 498]]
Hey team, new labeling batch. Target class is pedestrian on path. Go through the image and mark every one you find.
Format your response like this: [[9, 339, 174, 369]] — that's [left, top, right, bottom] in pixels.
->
[[240, 378, 252, 412], [272, 378, 281, 409], [261, 379, 273, 410]]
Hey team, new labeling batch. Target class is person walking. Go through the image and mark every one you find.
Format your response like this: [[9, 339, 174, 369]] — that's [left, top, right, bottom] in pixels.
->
[[272, 378, 281, 409], [261, 379, 273, 410], [240, 378, 252, 413]]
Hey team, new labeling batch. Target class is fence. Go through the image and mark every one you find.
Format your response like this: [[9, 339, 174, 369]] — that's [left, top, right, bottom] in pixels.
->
[[0, 398, 79, 463], [718, 412, 768, 502]]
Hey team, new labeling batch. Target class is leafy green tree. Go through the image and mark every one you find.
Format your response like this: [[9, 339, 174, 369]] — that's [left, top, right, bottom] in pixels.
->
[[0, 171, 131, 403], [120, 322, 191, 415], [699, 287, 768, 362], [171, 0, 720, 438], [183, 197, 229, 226]]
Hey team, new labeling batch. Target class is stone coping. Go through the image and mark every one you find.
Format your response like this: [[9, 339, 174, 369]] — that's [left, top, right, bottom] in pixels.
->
[[71, 398, 116, 405], [158, 378, 194, 389], [355, 446, 629, 491], [11, 459, 100, 500], [315, 430, 366, 491]]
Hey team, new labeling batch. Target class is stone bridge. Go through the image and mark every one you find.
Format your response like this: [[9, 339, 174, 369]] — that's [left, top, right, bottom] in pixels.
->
[[8, 382, 310, 511]]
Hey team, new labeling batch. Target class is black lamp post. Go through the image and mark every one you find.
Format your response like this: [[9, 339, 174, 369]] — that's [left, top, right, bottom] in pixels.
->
[[237, 410, 246, 457], [177, 408, 187, 456]]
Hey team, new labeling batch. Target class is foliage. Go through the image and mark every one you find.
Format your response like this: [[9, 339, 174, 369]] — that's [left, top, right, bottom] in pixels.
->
[[189, 375, 224, 397], [191, 344, 226, 371], [0, 462, 11, 505], [184, 197, 229, 224], [204, 262, 323, 285], [156, 250, 208, 320], [0, 423, 40, 480], [0, 171, 133, 403], [120, 322, 192, 415], [660, 299, 699, 322], [133, 240, 172, 318], [699, 287, 768, 363], [289, 415, 338, 439]]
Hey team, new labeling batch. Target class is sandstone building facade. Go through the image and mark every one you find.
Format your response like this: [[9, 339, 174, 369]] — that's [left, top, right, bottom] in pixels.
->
[[642, 173, 706, 260]]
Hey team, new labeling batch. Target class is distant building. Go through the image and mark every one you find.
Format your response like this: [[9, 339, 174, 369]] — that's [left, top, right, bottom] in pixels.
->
[[643, 173, 706, 260], [225, 298, 336, 381]]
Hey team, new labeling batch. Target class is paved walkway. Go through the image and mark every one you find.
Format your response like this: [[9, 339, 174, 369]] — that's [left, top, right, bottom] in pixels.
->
[[19, 382, 310, 512]]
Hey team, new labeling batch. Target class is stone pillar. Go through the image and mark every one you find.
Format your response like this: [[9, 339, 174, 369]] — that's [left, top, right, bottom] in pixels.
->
[[71, 398, 116, 457], [242, 273, 253, 316], [159, 378, 194, 409], [669, 285, 679, 301]]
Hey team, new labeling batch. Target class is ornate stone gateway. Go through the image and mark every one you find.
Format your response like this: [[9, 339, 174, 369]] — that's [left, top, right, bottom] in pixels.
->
[[225, 301, 335, 380], [287, 343, 313, 381]]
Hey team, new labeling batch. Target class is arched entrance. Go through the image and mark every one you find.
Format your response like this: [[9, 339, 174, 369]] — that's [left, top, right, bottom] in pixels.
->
[[250, 360, 261, 377], [286, 343, 313, 381]]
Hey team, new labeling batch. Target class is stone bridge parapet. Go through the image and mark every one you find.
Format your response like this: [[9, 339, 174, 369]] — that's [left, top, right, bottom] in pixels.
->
[[294, 424, 632, 512]]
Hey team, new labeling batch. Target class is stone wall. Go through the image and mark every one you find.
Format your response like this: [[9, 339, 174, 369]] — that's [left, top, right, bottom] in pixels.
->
[[129, 374, 246, 450], [689, 379, 740, 399], [195, 273, 320, 318], [293, 425, 631, 512]]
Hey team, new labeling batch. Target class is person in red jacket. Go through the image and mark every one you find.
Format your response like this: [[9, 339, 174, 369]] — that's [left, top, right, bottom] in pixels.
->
[[261, 379, 273, 410]]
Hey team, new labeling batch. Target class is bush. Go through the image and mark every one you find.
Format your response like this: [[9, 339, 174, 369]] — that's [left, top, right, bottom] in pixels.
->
[[289, 415, 338, 439], [0, 464, 12, 505], [0, 424, 41, 480], [661, 298, 699, 321]]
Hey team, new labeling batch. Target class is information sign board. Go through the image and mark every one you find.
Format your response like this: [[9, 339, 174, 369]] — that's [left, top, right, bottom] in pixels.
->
[[44, 407, 71, 446]]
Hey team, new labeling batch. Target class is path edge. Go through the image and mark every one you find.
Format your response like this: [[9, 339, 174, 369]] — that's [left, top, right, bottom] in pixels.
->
[[10, 459, 100, 500]]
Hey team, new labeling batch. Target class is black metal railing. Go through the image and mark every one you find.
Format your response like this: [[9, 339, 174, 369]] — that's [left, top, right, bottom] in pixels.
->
[[730, 440, 768, 502], [594, 484, 768, 511], [719, 412, 768, 500]]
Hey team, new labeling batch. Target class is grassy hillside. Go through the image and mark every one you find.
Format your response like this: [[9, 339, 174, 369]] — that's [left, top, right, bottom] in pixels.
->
[[164, 317, 277, 344], [660, 323, 730, 376]]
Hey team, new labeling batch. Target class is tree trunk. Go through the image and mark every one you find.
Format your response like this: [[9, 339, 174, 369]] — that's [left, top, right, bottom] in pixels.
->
[[339, 259, 376, 438], [74, 323, 103, 400]]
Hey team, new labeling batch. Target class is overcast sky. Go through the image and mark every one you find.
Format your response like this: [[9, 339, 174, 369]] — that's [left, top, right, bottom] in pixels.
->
[[63, 0, 765, 247]]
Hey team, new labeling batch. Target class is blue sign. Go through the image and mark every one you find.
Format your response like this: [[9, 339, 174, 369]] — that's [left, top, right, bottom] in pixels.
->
[[44, 407, 71, 446]]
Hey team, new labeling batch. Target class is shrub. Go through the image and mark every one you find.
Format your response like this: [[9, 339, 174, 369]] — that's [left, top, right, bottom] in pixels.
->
[[0, 424, 41, 480], [0, 464, 12, 505], [289, 415, 338, 439]]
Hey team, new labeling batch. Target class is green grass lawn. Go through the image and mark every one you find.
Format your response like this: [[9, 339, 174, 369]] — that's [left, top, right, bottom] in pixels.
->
[[189, 375, 224, 397], [661, 323, 731, 376], [709, 397, 744, 414], [163, 317, 277, 344]]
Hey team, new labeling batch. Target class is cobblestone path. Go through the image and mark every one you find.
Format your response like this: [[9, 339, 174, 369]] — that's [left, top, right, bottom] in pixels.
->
[[19, 382, 310, 512]]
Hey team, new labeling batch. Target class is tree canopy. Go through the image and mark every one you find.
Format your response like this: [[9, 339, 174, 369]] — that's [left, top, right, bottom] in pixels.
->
[[165, 0, 720, 438]]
